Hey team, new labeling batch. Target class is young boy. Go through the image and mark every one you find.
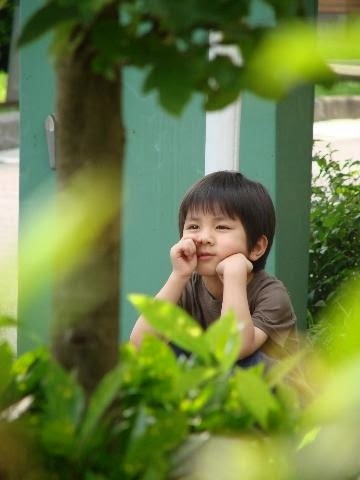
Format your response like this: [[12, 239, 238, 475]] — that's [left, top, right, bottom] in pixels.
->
[[130, 171, 297, 364]]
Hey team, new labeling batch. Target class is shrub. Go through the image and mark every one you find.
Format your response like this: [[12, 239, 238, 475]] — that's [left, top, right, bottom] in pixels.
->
[[0, 302, 301, 480], [0, 1, 14, 71], [1, 287, 360, 480], [308, 149, 360, 325]]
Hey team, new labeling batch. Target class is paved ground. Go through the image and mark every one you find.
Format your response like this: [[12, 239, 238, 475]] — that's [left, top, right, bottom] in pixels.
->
[[0, 148, 19, 348], [313, 118, 360, 163]]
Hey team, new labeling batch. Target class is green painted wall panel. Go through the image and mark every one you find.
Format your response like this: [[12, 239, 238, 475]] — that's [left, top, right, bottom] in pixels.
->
[[121, 69, 205, 340], [18, 0, 56, 353], [18, 1, 205, 349]]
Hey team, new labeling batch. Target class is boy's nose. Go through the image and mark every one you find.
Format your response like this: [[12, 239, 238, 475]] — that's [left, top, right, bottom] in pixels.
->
[[194, 232, 214, 245]]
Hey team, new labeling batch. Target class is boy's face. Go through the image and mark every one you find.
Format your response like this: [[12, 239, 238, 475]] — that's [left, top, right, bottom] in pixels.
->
[[182, 209, 250, 277]]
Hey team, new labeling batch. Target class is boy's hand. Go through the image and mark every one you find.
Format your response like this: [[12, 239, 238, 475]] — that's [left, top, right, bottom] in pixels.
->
[[170, 238, 197, 278], [216, 253, 253, 283]]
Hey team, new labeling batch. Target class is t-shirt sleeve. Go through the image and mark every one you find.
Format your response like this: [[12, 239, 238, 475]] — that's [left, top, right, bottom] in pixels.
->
[[251, 281, 297, 349]]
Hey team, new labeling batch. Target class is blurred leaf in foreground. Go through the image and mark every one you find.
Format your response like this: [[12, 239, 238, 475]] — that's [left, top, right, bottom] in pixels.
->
[[19, 166, 121, 308], [245, 18, 360, 99]]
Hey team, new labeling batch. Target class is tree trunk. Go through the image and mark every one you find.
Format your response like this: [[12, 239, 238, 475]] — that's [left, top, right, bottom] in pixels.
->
[[51, 13, 124, 395]]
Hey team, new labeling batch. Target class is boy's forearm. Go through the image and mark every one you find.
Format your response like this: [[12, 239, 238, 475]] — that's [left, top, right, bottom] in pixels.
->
[[155, 271, 191, 303], [130, 271, 190, 347], [221, 273, 255, 358]]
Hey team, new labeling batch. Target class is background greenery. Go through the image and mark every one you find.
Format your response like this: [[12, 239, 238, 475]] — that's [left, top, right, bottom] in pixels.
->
[[307, 150, 360, 325], [1, 283, 360, 480], [0, 71, 7, 102], [0, 0, 14, 72], [0, 304, 302, 480], [315, 80, 360, 96]]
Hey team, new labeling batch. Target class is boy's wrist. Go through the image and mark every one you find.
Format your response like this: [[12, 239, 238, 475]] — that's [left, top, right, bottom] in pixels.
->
[[170, 270, 192, 283], [222, 268, 248, 284]]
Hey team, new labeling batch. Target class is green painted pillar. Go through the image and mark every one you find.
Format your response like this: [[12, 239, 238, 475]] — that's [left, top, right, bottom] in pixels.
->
[[18, 2, 205, 351], [239, 0, 316, 329], [239, 90, 314, 329]]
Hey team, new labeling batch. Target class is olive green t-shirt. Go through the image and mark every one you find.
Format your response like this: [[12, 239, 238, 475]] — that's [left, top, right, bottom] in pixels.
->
[[179, 270, 298, 359]]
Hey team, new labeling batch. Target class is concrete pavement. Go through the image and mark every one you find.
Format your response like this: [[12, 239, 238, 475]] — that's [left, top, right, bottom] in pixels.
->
[[313, 118, 360, 163], [0, 148, 19, 349]]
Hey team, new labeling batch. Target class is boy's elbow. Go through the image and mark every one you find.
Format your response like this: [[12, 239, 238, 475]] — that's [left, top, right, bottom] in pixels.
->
[[130, 318, 155, 348], [129, 327, 143, 349], [238, 327, 268, 359]]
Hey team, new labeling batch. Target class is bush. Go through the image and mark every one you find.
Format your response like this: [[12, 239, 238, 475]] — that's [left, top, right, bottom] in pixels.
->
[[0, 1, 14, 71], [0, 303, 302, 480], [308, 149, 360, 325], [1, 287, 360, 480]]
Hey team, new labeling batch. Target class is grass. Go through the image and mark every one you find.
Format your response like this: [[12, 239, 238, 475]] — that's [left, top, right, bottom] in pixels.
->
[[0, 70, 18, 112], [316, 80, 360, 96], [0, 71, 7, 103]]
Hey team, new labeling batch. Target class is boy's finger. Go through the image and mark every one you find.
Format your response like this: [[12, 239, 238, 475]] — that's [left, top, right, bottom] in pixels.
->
[[181, 246, 195, 258], [181, 238, 196, 253]]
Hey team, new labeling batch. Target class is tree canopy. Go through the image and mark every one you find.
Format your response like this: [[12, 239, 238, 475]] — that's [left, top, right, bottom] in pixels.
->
[[18, 0, 339, 114]]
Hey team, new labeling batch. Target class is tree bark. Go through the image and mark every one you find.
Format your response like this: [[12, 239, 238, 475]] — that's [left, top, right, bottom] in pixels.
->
[[51, 11, 124, 395]]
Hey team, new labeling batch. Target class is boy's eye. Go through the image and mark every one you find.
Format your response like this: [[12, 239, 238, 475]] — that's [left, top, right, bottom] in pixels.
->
[[216, 225, 230, 230], [186, 224, 199, 230]]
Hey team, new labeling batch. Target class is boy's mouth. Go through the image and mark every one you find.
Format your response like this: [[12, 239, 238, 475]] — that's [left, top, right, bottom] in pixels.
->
[[197, 252, 214, 260]]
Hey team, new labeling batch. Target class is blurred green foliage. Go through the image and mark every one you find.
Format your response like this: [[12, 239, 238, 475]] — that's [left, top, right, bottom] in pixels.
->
[[0, 0, 14, 71], [1, 285, 360, 479], [0, 71, 7, 102], [0, 301, 302, 480], [7, 2, 360, 478], [316, 80, 360, 96], [18, 0, 338, 115], [308, 150, 360, 324]]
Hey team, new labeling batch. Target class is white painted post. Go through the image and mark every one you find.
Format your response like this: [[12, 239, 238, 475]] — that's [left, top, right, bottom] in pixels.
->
[[204, 34, 242, 174], [205, 100, 241, 174]]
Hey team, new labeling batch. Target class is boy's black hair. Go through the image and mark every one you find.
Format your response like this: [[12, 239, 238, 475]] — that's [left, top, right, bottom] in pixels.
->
[[178, 170, 276, 272]]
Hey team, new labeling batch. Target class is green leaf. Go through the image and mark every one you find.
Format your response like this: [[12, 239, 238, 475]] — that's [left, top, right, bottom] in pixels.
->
[[129, 294, 210, 361], [77, 0, 116, 19], [204, 311, 241, 371], [266, 351, 306, 388], [297, 426, 321, 451], [0, 341, 14, 398], [175, 365, 217, 399], [85, 473, 108, 480], [38, 363, 85, 455], [245, 21, 335, 99], [142, 46, 204, 115], [79, 363, 123, 448], [11, 347, 50, 395], [0, 315, 17, 328], [139, 336, 180, 377], [143, 0, 251, 32], [18, 1, 78, 47], [124, 406, 188, 476], [205, 56, 244, 111], [232, 367, 279, 429], [91, 20, 128, 61], [136, 337, 183, 403]]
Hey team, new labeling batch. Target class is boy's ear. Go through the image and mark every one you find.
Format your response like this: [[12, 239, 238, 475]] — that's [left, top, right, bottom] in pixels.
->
[[249, 235, 268, 261]]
